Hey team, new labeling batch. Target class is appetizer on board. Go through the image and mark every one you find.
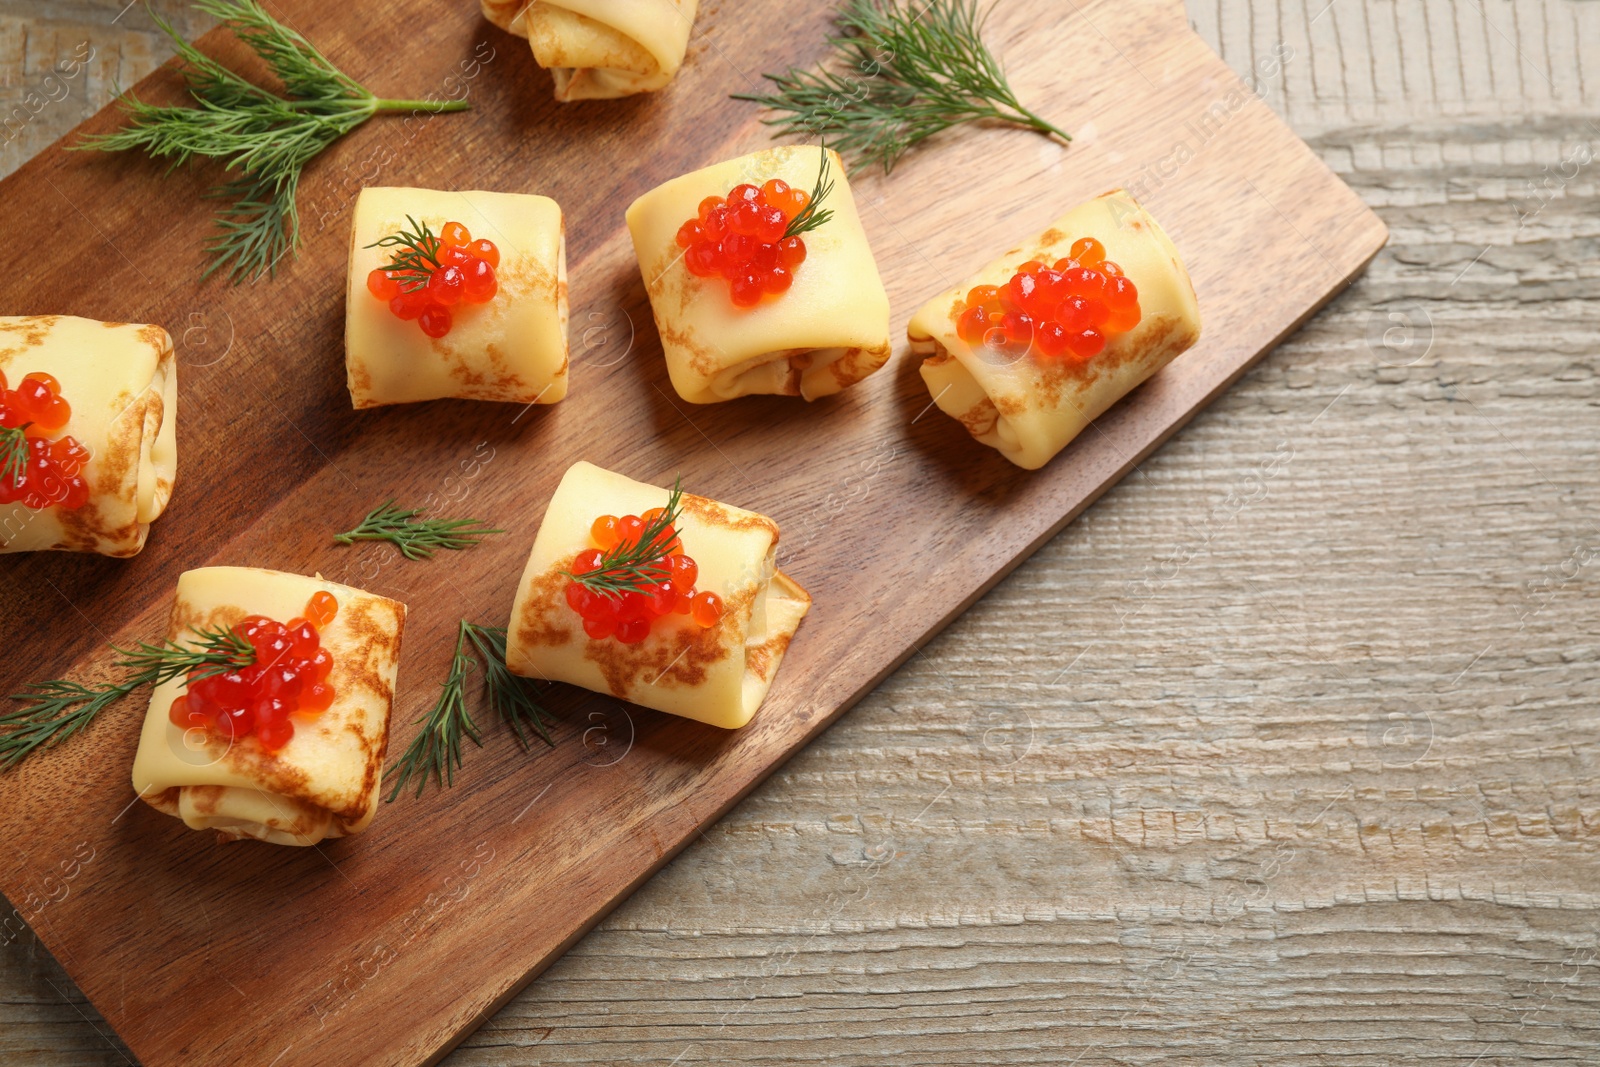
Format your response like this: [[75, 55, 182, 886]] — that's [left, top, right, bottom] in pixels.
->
[[505, 462, 810, 730], [482, 0, 699, 102], [907, 190, 1201, 470], [626, 146, 891, 404], [346, 187, 569, 408], [131, 567, 406, 847], [0, 315, 176, 556]]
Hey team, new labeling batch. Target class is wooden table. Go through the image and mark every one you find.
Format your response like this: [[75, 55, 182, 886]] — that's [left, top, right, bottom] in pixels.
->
[[3, 1, 1597, 1064]]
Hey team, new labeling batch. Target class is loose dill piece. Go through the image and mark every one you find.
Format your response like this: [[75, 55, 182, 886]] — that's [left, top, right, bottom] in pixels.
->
[[783, 145, 837, 240], [2, 627, 258, 771], [734, 0, 1070, 174], [334, 500, 504, 561], [385, 621, 481, 801], [0, 423, 29, 488], [463, 624, 554, 750], [385, 621, 553, 802], [364, 216, 445, 294], [563, 478, 685, 599], [75, 0, 470, 283]]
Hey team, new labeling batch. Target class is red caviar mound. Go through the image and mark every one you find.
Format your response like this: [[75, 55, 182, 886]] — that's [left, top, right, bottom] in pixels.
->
[[0, 370, 89, 511], [368, 220, 500, 340], [168, 591, 342, 755], [955, 237, 1143, 362], [564, 510, 726, 645], [676, 179, 812, 308]]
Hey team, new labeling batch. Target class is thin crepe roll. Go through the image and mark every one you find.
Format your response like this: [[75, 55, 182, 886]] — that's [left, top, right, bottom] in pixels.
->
[[506, 462, 810, 730], [908, 190, 1202, 470], [482, 0, 698, 101], [346, 186, 568, 408], [131, 567, 406, 847], [626, 147, 891, 404], [0, 315, 176, 556]]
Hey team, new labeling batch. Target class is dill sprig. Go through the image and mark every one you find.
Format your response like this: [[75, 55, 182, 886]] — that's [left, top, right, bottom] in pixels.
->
[[783, 145, 837, 239], [563, 478, 684, 599], [734, 0, 1070, 174], [111, 624, 255, 687], [74, 0, 470, 283], [384, 621, 553, 801], [365, 215, 445, 294], [463, 623, 554, 750], [0, 423, 30, 489], [334, 500, 503, 561], [2, 626, 257, 771]]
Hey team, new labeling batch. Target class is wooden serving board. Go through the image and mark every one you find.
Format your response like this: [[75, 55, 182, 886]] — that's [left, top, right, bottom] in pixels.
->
[[0, 0, 1385, 1064]]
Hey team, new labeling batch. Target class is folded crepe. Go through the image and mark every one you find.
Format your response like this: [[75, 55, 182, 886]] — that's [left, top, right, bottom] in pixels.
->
[[506, 461, 810, 729], [626, 147, 891, 404], [482, 0, 699, 101], [131, 567, 406, 847], [908, 190, 1202, 470], [0, 315, 176, 556], [346, 186, 568, 408]]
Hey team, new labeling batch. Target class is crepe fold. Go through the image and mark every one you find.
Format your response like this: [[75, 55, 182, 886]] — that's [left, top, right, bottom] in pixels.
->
[[908, 190, 1202, 470], [346, 187, 569, 408], [506, 461, 810, 730], [626, 147, 891, 404], [0, 315, 176, 556], [482, 0, 699, 101], [130, 567, 406, 847]]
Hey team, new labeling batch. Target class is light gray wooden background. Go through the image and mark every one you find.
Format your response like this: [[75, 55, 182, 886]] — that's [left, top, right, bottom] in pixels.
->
[[4, 1, 1598, 1064]]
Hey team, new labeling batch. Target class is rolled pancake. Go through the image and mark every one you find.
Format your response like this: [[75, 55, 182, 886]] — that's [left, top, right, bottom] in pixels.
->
[[0, 315, 175, 556], [346, 186, 569, 408], [506, 461, 810, 730], [908, 190, 1202, 470], [626, 147, 891, 404], [131, 567, 406, 847], [482, 0, 698, 101]]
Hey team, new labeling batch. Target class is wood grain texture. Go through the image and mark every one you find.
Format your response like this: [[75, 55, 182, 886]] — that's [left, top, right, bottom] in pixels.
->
[[3, 1, 1593, 1066]]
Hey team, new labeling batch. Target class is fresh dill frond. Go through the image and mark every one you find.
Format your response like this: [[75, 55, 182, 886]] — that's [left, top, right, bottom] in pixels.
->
[[783, 144, 837, 239], [2, 626, 258, 771], [735, 0, 1069, 174], [334, 500, 503, 561], [563, 478, 685, 599], [75, 0, 470, 283], [385, 621, 553, 801]]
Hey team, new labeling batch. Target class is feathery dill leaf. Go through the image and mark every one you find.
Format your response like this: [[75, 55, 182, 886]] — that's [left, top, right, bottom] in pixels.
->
[[735, 0, 1069, 173]]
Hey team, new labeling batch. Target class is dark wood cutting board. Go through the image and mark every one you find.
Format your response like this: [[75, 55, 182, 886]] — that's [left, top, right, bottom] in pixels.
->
[[0, 0, 1385, 1064]]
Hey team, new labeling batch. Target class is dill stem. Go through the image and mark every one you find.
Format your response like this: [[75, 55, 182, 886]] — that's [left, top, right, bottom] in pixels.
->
[[373, 98, 472, 113], [1009, 103, 1071, 144]]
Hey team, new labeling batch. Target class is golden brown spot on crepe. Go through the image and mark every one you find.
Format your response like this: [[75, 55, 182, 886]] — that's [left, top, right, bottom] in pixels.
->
[[349, 358, 373, 400], [659, 319, 719, 379], [992, 393, 1028, 418], [443, 338, 529, 399], [832, 342, 890, 390], [958, 396, 1000, 438], [1038, 228, 1065, 247], [187, 785, 225, 816], [516, 561, 578, 651], [54, 497, 143, 556], [336, 596, 404, 704], [0, 315, 60, 366], [136, 324, 170, 350], [746, 630, 793, 684], [680, 493, 781, 543]]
